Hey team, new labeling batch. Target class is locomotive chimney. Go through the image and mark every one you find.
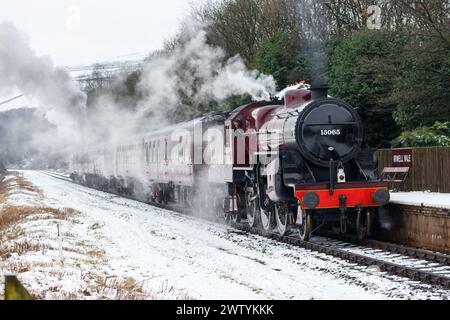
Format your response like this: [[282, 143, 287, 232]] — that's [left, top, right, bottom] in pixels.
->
[[310, 84, 329, 100]]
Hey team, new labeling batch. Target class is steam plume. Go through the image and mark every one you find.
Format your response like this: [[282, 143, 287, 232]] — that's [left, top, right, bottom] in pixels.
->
[[0, 21, 276, 168], [0, 22, 86, 147]]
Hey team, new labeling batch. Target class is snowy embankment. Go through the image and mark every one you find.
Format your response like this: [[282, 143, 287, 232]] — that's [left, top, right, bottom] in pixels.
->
[[1, 171, 450, 300], [390, 192, 450, 209]]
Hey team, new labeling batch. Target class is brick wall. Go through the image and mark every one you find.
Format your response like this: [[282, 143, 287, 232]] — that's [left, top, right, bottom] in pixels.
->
[[374, 203, 450, 253]]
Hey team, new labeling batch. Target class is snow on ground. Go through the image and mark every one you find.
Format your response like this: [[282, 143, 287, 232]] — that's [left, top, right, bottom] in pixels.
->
[[390, 191, 450, 209], [1, 170, 450, 300]]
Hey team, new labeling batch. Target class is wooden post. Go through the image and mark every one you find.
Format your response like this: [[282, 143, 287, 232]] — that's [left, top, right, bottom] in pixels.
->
[[57, 223, 64, 266]]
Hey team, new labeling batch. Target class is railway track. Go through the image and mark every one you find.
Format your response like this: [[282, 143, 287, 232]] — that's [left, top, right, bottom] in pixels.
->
[[41, 171, 450, 290], [316, 230, 450, 265], [230, 222, 450, 289]]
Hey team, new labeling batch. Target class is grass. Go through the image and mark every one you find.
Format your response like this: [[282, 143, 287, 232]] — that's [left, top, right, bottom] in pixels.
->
[[0, 171, 43, 203], [25, 275, 192, 300], [91, 277, 192, 300], [0, 173, 9, 203], [0, 171, 192, 300], [0, 206, 76, 232], [0, 240, 50, 259], [0, 171, 75, 232]]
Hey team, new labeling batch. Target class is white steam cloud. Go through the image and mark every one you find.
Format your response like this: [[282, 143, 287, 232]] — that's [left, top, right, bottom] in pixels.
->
[[85, 28, 276, 146], [0, 22, 276, 168], [141, 30, 275, 104], [0, 22, 86, 147]]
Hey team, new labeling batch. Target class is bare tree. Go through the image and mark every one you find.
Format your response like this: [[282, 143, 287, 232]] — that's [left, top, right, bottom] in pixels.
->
[[318, 0, 449, 39], [83, 64, 115, 92], [396, 0, 450, 44], [193, 0, 301, 62]]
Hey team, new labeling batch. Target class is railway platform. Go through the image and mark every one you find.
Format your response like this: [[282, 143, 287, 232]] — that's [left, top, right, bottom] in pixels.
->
[[374, 192, 450, 253]]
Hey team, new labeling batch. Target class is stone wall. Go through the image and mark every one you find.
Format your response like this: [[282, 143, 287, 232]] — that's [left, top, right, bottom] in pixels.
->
[[374, 203, 450, 253]]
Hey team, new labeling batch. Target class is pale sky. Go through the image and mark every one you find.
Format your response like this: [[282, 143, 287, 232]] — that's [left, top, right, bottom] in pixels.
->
[[0, 0, 204, 67]]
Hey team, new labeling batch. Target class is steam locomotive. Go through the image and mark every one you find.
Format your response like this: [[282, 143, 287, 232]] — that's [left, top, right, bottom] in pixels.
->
[[71, 84, 390, 240]]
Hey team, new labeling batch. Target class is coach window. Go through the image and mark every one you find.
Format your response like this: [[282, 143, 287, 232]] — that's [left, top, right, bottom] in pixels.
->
[[225, 125, 231, 148], [148, 141, 151, 164], [147, 142, 151, 164], [178, 136, 183, 161], [164, 139, 168, 161], [151, 141, 154, 163], [145, 143, 149, 164], [135, 145, 138, 164], [129, 146, 132, 164], [156, 140, 160, 163]]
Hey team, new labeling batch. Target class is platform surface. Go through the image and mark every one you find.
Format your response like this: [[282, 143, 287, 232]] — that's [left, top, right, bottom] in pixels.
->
[[390, 191, 450, 209]]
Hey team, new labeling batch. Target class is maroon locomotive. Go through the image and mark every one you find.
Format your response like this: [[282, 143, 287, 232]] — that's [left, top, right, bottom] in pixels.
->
[[71, 84, 390, 240]]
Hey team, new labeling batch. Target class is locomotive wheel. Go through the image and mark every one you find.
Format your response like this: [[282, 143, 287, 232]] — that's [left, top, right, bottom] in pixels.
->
[[231, 212, 241, 224], [260, 207, 273, 232], [275, 203, 290, 236], [246, 199, 259, 228], [230, 194, 243, 223], [221, 211, 230, 223], [246, 190, 259, 228], [245, 179, 260, 228], [356, 208, 371, 240], [297, 210, 312, 241], [222, 203, 233, 223], [157, 190, 163, 204]]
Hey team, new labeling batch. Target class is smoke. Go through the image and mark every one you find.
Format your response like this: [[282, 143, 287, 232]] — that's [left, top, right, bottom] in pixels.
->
[[0, 22, 86, 149], [136, 29, 275, 123], [297, 0, 330, 86], [0, 20, 278, 220], [0, 21, 276, 171], [85, 27, 276, 146], [308, 47, 328, 86]]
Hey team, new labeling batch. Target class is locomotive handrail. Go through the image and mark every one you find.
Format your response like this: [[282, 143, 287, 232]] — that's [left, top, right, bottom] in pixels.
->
[[304, 121, 358, 126]]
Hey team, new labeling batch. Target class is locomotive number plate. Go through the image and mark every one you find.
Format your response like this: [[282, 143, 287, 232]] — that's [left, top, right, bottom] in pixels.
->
[[320, 129, 341, 136]]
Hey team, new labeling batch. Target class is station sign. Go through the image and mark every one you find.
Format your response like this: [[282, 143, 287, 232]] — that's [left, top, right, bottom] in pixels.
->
[[392, 148, 413, 167]]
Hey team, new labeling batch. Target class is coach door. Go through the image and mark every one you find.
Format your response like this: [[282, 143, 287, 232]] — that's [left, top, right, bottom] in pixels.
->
[[223, 121, 234, 182], [225, 122, 232, 165]]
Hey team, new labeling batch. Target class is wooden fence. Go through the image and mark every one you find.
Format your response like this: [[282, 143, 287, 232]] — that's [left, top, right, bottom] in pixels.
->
[[377, 147, 450, 193]]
